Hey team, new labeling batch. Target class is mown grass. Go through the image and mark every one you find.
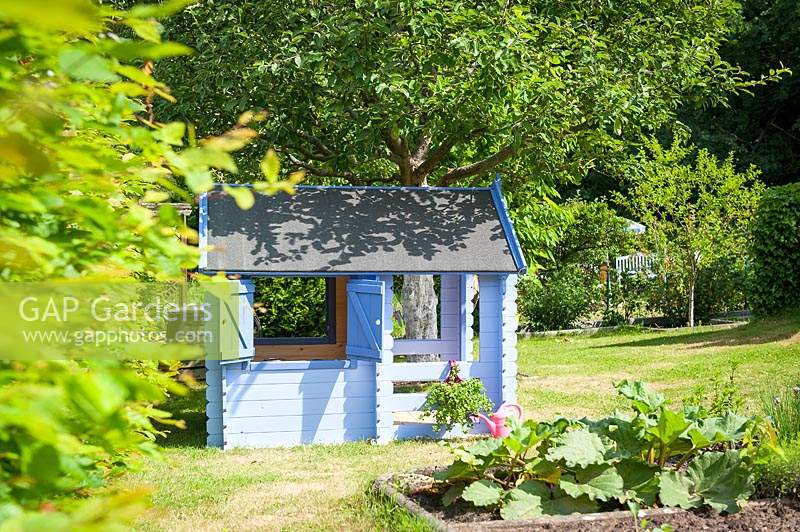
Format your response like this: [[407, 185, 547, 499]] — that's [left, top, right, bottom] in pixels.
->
[[516, 315, 800, 419], [123, 314, 800, 530]]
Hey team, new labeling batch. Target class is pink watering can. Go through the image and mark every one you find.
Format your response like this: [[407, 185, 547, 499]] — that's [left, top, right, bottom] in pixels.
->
[[473, 403, 523, 438]]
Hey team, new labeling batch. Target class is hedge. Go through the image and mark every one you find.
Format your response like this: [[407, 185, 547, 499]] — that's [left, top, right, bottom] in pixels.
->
[[748, 183, 800, 315]]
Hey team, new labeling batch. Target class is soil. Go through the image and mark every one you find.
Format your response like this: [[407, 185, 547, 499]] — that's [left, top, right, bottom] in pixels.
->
[[412, 494, 800, 531], [395, 469, 800, 531], [642, 501, 800, 532]]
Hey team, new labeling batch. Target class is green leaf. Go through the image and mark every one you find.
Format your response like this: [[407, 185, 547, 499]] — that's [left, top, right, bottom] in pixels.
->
[[223, 186, 255, 210], [129, 0, 193, 18], [545, 428, 608, 468], [500, 491, 542, 520], [108, 41, 193, 60], [125, 17, 163, 43], [583, 417, 644, 459], [58, 49, 119, 82], [0, 0, 101, 33], [24, 444, 60, 483], [154, 122, 186, 146], [687, 450, 753, 514], [516, 479, 550, 499], [260, 149, 280, 180], [467, 437, 503, 457], [433, 460, 472, 481], [559, 464, 625, 502], [542, 495, 599, 515], [696, 413, 750, 445], [184, 170, 213, 193], [647, 408, 690, 450], [462, 480, 504, 507], [616, 459, 660, 506], [616, 380, 665, 414], [659, 451, 752, 514], [442, 484, 464, 507], [659, 471, 702, 510]]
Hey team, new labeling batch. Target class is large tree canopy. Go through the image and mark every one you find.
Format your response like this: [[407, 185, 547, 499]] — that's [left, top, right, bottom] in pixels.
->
[[161, 0, 757, 196], [159, 0, 770, 340], [683, 0, 800, 187]]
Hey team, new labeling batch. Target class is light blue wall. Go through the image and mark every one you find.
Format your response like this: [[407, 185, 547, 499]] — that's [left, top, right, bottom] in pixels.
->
[[205, 273, 519, 448], [210, 359, 377, 448]]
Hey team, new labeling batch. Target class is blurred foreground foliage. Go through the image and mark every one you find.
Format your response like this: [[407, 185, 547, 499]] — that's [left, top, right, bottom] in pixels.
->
[[0, 0, 296, 528]]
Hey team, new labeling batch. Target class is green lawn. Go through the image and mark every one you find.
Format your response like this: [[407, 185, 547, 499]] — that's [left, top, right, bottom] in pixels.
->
[[121, 315, 800, 531], [517, 315, 800, 420]]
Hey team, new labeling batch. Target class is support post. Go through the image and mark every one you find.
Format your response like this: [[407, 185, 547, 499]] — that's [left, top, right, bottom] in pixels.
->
[[375, 275, 394, 443], [460, 274, 475, 361], [478, 274, 518, 407]]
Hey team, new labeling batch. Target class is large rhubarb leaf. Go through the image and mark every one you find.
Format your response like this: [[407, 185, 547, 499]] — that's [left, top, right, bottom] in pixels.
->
[[500, 490, 543, 520], [647, 408, 692, 460], [660, 451, 753, 514], [584, 416, 645, 459], [559, 464, 625, 502], [524, 458, 562, 484], [433, 460, 473, 481], [542, 495, 599, 515], [690, 413, 750, 448], [688, 450, 753, 514], [516, 479, 551, 498], [659, 471, 703, 509], [462, 480, 504, 507], [616, 459, 660, 506], [466, 437, 503, 457], [616, 380, 665, 414], [545, 428, 608, 468]]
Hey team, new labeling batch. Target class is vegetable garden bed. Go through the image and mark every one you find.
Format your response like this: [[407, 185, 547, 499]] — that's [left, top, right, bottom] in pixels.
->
[[374, 475, 800, 531], [376, 380, 791, 530]]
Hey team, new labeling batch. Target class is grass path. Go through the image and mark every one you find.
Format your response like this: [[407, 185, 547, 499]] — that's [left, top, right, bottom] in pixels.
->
[[122, 315, 800, 530]]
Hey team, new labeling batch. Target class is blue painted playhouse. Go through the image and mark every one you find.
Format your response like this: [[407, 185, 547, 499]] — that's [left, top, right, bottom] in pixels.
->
[[199, 178, 525, 448]]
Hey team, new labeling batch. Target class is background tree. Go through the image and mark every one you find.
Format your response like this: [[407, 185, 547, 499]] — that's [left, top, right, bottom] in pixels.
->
[[517, 199, 633, 331], [682, 0, 800, 187], [617, 134, 764, 327], [158, 0, 773, 342]]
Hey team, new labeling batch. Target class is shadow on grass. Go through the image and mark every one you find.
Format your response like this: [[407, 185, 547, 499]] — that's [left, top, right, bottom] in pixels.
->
[[156, 386, 207, 448], [600, 317, 799, 350]]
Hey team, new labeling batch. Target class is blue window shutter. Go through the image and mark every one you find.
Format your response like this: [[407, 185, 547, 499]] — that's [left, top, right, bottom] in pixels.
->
[[346, 279, 384, 360], [211, 280, 254, 363]]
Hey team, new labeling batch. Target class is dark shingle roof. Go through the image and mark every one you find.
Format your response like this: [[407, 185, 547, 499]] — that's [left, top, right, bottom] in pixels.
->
[[201, 184, 525, 274]]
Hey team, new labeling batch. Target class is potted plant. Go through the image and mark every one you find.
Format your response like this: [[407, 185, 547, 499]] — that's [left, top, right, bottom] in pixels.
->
[[422, 361, 493, 433]]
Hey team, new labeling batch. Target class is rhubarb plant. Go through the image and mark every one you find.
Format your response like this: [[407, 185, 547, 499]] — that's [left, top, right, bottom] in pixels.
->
[[430, 381, 779, 520]]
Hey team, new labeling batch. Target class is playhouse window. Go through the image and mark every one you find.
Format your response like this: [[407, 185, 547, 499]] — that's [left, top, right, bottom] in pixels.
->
[[253, 277, 336, 344]]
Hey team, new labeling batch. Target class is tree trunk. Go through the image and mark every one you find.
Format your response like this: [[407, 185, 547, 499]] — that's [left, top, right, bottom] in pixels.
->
[[401, 274, 439, 362]]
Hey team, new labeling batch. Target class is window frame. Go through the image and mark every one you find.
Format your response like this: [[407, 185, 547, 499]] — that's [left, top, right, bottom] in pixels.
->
[[253, 277, 337, 346]]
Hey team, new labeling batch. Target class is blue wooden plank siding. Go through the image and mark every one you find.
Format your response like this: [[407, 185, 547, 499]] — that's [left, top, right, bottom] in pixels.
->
[[477, 274, 518, 408], [460, 274, 475, 362], [205, 359, 223, 447], [205, 272, 518, 448], [216, 359, 378, 448], [500, 275, 519, 404], [438, 274, 462, 361]]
